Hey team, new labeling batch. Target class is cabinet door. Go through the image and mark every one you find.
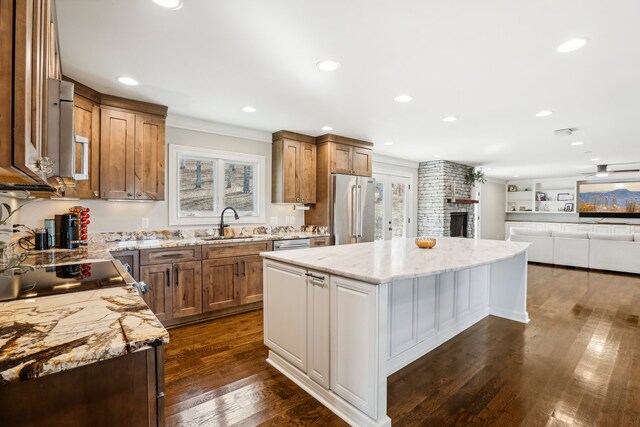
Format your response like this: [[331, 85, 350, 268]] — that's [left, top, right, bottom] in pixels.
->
[[73, 94, 100, 199], [134, 114, 165, 200], [264, 261, 308, 372], [308, 270, 330, 389], [172, 261, 202, 318], [239, 255, 264, 304], [111, 250, 140, 282], [140, 264, 173, 322], [352, 147, 372, 177], [298, 142, 316, 203], [331, 143, 353, 174], [282, 139, 300, 203], [311, 237, 330, 247], [12, 0, 49, 181], [202, 258, 241, 311], [100, 108, 136, 199]]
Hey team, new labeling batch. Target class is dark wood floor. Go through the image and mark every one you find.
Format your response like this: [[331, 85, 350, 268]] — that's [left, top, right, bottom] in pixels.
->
[[164, 264, 640, 426]]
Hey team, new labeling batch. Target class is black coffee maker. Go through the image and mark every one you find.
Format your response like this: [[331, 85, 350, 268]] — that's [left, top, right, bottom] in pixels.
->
[[55, 213, 80, 249]]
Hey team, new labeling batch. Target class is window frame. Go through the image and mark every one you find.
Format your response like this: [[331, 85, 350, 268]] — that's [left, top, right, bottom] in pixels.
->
[[169, 144, 266, 225]]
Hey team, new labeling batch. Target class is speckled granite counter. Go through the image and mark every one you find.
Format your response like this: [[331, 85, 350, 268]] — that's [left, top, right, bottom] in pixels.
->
[[0, 285, 169, 384], [22, 231, 330, 268]]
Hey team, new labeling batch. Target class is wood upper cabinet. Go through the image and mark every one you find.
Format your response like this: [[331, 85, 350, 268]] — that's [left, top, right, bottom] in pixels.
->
[[1, 0, 59, 183], [72, 94, 100, 198], [100, 108, 136, 199], [100, 108, 165, 200], [134, 114, 165, 200], [172, 260, 202, 318], [202, 257, 241, 312], [330, 143, 372, 177], [140, 263, 173, 322], [272, 131, 316, 204]]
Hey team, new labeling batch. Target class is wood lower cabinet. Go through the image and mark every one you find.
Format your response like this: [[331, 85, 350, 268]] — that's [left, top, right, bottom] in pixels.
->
[[172, 261, 202, 318], [311, 237, 330, 247], [111, 250, 140, 281], [202, 257, 241, 312], [240, 254, 264, 304], [140, 263, 173, 322]]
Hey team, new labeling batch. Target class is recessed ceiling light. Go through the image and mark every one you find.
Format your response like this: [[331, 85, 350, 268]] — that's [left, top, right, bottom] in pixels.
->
[[442, 116, 457, 122], [383, 141, 394, 146], [321, 126, 333, 131], [152, 0, 183, 10], [241, 106, 256, 113], [557, 37, 588, 53], [434, 154, 443, 158], [535, 110, 553, 117], [484, 167, 493, 171], [117, 76, 139, 86], [317, 60, 340, 71], [394, 95, 413, 103], [590, 158, 601, 161], [571, 141, 584, 146], [513, 175, 520, 178]]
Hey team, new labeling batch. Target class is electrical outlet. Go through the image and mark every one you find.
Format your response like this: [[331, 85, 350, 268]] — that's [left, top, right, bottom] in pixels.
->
[[141, 217, 149, 229], [287, 215, 295, 225], [270, 216, 278, 225]]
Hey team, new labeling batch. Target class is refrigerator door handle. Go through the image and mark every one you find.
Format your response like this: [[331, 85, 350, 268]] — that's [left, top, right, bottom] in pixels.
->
[[351, 185, 358, 238], [357, 185, 363, 238]]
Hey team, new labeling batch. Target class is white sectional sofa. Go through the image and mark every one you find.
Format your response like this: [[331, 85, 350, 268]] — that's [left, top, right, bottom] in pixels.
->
[[509, 228, 640, 274]]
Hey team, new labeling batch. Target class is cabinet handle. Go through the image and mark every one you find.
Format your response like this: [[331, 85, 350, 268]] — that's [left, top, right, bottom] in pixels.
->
[[166, 268, 170, 287], [175, 267, 179, 287], [242, 260, 247, 276], [234, 262, 238, 277]]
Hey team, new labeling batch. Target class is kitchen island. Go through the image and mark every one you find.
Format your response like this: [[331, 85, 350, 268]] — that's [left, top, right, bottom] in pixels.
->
[[261, 237, 530, 427]]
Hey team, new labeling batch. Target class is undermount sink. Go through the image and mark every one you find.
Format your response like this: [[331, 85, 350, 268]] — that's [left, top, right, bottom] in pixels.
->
[[201, 235, 263, 241]]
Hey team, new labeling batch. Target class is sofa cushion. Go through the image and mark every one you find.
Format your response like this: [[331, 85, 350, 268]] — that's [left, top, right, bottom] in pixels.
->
[[552, 231, 589, 239], [588, 232, 634, 241], [511, 228, 552, 237]]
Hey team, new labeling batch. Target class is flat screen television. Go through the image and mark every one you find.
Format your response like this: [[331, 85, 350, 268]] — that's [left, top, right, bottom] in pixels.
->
[[578, 180, 640, 218]]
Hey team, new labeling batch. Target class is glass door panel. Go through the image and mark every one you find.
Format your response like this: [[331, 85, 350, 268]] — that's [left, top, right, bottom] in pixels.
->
[[373, 174, 411, 240]]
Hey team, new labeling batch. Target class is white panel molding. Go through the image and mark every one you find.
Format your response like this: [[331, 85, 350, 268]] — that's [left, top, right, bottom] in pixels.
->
[[167, 114, 272, 143], [372, 154, 419, 169]]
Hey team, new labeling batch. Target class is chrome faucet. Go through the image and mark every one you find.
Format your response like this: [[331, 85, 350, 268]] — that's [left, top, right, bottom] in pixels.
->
[[219, 207, 239, 236]]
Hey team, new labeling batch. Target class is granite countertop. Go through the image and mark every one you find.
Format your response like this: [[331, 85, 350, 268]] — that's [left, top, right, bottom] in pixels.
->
[[262, 237, 530, 284], [22, 232, 330, 268], [0, 285, 169, 384]]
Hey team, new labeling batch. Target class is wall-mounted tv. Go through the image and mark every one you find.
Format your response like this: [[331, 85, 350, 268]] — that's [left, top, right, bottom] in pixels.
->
[[578, 180, 640, 218]]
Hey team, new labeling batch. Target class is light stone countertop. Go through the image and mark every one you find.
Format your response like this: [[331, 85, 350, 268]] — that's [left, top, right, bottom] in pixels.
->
[[261, 237, 530, 284]]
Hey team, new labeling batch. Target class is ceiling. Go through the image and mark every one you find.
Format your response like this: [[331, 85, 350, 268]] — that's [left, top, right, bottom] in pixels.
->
[[56, 0, 640, 179]]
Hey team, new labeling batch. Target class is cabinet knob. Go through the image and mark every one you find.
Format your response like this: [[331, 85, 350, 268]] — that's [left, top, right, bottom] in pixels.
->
[[296, 197, 300, 202], [301, 198, 305, 202], [93, 191, 99, 198], [127, 192, 133, 197], [136, 192, 143, 198]]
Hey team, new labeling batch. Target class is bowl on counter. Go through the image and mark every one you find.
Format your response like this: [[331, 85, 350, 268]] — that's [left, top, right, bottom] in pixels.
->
[[415, 237, 437, 249]]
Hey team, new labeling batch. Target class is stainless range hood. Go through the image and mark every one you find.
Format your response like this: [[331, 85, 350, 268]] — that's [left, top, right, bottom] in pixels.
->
[[47, 78, 88, 181]]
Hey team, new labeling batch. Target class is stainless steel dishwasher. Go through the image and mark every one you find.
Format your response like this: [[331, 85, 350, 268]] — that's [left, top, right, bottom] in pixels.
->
[[273, 238, 311, 251]]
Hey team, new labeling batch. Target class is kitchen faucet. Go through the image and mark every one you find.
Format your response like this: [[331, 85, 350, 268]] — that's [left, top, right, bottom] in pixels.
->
[[219, 207, 240, 236]]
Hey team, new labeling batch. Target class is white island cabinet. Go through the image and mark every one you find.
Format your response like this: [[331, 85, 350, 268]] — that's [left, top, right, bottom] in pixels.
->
[[262, 237, 530, 427]]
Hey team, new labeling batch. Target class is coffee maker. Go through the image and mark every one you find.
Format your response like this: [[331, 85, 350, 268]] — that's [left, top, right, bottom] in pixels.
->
[[55, 213, 80, 249]]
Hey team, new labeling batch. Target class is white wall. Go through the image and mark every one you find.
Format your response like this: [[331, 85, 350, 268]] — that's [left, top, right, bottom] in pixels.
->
[[479, 178, 507, 240], [17, 126, 305, 232], [373, 155, 419, 237]]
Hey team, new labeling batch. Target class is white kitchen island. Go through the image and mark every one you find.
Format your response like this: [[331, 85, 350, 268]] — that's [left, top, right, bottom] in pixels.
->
[[261, 237, 530, 427]]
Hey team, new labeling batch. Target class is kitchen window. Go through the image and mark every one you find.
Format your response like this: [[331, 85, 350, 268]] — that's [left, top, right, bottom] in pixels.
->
[[169, 145, 265, 225]]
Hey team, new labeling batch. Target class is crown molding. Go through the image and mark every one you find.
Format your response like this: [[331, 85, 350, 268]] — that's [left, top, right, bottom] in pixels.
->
[[372, 154, 419, 169], [166, 114, 272, 143]]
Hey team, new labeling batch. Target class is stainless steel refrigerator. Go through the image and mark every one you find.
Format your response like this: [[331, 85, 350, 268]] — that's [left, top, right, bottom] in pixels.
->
[[332, 174, 375, 245]]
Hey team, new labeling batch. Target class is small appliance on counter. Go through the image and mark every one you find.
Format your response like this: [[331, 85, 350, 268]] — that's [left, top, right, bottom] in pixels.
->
[[54, 213, 81, 249], [34, 228, 51, 250]]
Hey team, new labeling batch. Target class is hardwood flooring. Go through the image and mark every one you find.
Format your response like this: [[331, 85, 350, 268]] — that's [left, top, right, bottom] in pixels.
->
[[164, 264, 640, 426]]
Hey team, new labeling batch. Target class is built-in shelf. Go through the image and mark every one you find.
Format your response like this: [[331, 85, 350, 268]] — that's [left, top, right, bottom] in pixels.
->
[[506, 178, 577, 214], [447, 198, 479, 204]]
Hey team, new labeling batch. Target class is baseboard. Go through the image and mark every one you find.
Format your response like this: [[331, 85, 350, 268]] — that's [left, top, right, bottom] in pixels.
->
[[267, 351, 391, 427], [489, 306, 529, 323]]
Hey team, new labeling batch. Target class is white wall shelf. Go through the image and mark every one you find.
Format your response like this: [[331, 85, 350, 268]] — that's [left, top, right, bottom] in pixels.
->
[[506, 178, 576, 214]]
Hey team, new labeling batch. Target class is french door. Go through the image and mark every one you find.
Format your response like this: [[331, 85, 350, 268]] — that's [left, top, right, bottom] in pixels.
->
[[374, 174, 412, 240]]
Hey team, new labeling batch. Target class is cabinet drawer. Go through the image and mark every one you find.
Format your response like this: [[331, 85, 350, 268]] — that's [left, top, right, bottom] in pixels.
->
[[311, 237, 330, 247], [203, 241, 272, 259], [140, 246, 201, 265]]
